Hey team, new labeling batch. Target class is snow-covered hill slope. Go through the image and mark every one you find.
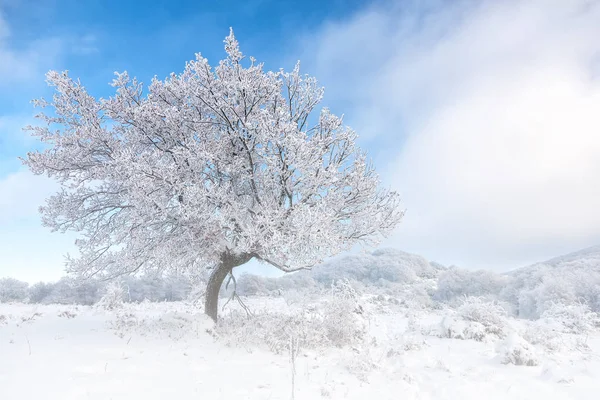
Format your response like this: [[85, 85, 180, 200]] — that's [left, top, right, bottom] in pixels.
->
[[542, 245, 600, 268], [507, 244, 600, 276]]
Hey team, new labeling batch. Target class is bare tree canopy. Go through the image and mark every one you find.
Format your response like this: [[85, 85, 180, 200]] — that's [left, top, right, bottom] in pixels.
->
[[23, 30, 403, 320]]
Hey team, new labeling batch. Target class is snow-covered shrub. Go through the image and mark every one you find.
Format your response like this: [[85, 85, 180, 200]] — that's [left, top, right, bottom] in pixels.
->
[[399, 282, 436, 310], [216, 310, 319, 353], [97, 282, 126, 310], [366, 293, 400, 314], [425, 297, 509, 342], [331, 278, 360, 301], [517, 281, 586, 320], [539, 302, 600, 334], [457, 297, 508, 338], [108, 303, 212, 340], [434, 315, 486, 341], [320, 298, 367, 346], [344, 349, 379, 382], [520, 321, 591, 354], [365, 280, 435, 313], [320, 279, 368, 343], [496, 333, 539, 366], [216, 284, 367, 353]]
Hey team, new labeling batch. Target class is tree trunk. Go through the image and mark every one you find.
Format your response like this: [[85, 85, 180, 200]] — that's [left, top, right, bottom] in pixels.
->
[[204, 251, 253, 322]]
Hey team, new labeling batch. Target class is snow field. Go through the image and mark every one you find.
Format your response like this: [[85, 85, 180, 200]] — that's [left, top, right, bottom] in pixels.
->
[[1, 296, 599, 400]]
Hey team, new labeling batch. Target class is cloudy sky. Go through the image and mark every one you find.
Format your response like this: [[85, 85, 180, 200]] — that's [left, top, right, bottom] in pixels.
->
[[1, 0, 599, 282]]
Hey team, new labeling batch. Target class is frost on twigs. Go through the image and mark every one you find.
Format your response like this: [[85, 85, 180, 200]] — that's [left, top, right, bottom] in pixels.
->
[[22, 29, 403, 306], [215, 280, 367, 354], [539, 302, 600, 335], [96, 282, 125, 310], [108, 302, 213, 340], [519, 303, 599, 355], [457, 297, 508, 339]]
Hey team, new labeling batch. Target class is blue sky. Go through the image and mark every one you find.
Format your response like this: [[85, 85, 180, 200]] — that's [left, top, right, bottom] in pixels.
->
[[2, 0, 600, 282], [0, 0, 367, 170]]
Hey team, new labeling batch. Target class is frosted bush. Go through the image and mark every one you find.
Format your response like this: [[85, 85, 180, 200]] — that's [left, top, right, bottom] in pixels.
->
[[457, 297, 508, 339], [540, 302, 600, 334], [216, 310, 319, 353], [216, 285, 367, 353], [331, 278, 360, 300], [424, 297, 509, 342], [109, 303, 211, 340], [433, 315, 486, 341], [496, 333, 539, 366], [344, 349, 379, 382], [96, 282, 125, 310], [366, 293, 401, 314], [385, 281, 435, 310], [321, 297, 367, 344], [521, 321, 591, 354]]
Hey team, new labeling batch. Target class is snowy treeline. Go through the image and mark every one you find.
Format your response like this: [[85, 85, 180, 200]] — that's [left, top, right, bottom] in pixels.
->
[[233, 247, 600, 320], [0, 273, 199, 305], [2, 246, 600, 321]]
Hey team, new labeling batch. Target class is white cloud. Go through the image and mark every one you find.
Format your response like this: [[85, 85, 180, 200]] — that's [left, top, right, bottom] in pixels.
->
[[305, 0, 600, 269]]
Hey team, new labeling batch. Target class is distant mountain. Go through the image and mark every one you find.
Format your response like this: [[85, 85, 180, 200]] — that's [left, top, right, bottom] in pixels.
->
[[540, 244, 600, 268], [508, 244, 600, 278]]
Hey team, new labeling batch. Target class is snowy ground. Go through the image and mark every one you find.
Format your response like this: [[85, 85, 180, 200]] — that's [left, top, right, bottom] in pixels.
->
[[1, 298, 599, 400]]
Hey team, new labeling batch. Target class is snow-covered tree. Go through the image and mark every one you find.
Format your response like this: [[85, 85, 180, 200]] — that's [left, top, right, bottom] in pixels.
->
[[28, 281, 55, 303], [0, 278, 29, 303], [434, 267, 509, 303], [43, 277, 100, 305], [23, 30, 403, 321]]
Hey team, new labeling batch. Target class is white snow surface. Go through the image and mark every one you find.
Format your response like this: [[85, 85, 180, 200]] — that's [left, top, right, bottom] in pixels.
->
[[1, 298, 599, 400]]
